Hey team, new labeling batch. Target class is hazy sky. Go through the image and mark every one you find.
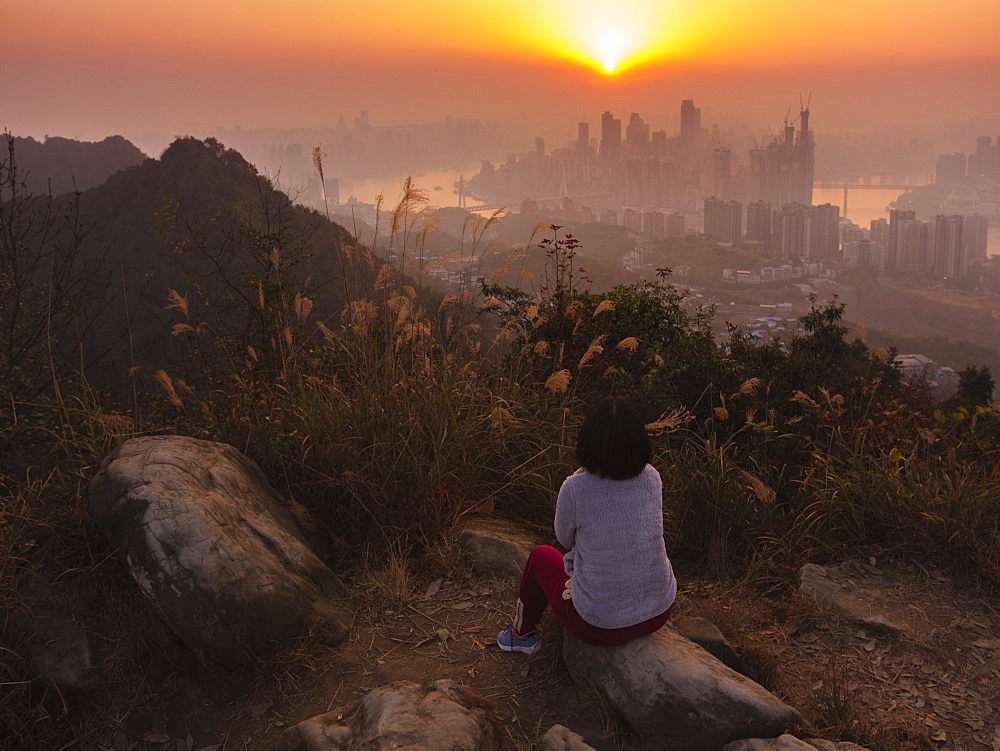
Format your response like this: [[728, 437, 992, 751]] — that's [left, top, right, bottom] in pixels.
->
[[5, 0, 1000, 151]]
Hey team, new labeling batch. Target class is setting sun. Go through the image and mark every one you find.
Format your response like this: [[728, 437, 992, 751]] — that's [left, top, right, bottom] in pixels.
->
[[510, 0, 686, 74]]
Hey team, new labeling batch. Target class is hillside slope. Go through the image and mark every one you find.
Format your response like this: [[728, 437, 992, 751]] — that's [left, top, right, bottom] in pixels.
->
[[11, 134, 146, 195], [52, 137, 357, 393]]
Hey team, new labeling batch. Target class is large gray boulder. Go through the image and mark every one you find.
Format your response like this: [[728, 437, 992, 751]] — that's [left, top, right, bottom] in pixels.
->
[[723, 736, 816, 751], [89, 435, 354, 670], [270, 680, 499, 750], [724, 738, 869, 751], [804, 740, 869, 751], [457, 518, 536, 578], [563, 627, 801, 750], [799, 563, 906, 633], [538, 724, 597, 751], [672, 615, 750, 676]]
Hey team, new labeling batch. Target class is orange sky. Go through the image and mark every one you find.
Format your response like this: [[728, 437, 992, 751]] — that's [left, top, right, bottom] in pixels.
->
[[4, 0, 1000, 149]]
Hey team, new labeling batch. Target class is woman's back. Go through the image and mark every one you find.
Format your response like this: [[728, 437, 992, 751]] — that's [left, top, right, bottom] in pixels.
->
[[556, 465, 676, 630], [497, 396, 676, 654]]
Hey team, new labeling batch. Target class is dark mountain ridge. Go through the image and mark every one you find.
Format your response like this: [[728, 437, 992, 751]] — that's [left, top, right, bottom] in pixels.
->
[[29, 137, 359, 396], [11, 134, 146, 195]]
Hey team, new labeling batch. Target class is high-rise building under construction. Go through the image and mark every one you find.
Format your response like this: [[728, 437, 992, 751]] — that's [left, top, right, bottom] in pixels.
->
[[748, 107, 815, 209]]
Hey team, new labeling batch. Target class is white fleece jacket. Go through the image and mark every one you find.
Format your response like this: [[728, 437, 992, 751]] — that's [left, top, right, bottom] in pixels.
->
[[555, 465, 677, 629]]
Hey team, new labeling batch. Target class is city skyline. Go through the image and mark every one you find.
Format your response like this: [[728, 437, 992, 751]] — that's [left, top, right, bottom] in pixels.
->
[[4, 0, 1000, 147]]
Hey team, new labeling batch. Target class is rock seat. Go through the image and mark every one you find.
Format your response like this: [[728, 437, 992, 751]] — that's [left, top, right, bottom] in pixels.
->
[[563, 626, 802, 750]]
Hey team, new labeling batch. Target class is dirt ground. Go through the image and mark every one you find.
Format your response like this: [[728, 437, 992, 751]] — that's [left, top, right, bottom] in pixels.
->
[[679, 561, 1000, 751], [13, 549, 997, 751], [60, 554, 999, 751]]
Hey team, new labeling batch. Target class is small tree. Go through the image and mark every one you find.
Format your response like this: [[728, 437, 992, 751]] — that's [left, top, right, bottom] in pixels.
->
[[0, 133, 110, 468], [956, 365, 995, 406]]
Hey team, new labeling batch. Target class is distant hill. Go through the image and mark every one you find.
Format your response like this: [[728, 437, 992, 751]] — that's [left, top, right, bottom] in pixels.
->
[[12, 134, 146, 195], [43, 137, 360, 394]]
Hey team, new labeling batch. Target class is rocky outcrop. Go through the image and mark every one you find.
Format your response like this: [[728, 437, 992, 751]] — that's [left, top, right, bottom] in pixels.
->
[[27, 614, 98, 695], [89, 435, 354, 670], [724, 737, 869, 751], [723, 737, 816, 751], [563, 628, 801, 750], [799, 563, 906, 634], [803, 740, 869, 751], [538, 724, 597, 751], [672, 615, 749, 676], [270, 680, 498, 750], [457, 518, 536, 578]]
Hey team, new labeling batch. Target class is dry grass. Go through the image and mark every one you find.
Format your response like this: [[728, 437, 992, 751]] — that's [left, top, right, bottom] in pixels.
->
[[7, 181, 1000, 747], [675, 578, 941, 751], [362, 551, 419, 602]]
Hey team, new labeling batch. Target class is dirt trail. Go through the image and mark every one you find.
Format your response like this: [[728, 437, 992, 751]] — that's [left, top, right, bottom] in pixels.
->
[[81, 561, 1000, 750]]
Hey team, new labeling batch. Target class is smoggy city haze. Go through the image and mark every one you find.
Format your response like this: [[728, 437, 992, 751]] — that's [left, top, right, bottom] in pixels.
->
[[5, 0, 1000, 152]]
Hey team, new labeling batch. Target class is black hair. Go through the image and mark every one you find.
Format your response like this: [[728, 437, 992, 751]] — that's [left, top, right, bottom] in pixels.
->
[[575, 397, 652, 480]]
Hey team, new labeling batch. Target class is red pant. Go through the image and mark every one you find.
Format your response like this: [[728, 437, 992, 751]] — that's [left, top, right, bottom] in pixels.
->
[[513, 545, 672, 647]]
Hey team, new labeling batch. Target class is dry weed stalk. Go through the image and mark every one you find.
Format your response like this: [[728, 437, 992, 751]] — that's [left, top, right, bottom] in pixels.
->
[[165, 288, 189, 317], [294, 293, 314, 322], [313, 146, 351, 302], [544, 369, 572, 393], [593, 299, 616, 317], [153, 369, 183, 409], [489, 405, 518, 433], [646, 408, 693, 435], [577, 335, 608, 368], [738, 469, 776, 504]]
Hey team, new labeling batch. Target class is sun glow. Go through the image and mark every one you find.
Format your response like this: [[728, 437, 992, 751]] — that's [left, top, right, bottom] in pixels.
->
[[522, 0, 688, 75]]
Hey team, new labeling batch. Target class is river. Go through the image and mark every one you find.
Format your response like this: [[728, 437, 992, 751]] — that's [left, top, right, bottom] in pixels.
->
[[813, 186, 1000, 256], [338, 167, 477, 209], [339, 172, 1000, 256]]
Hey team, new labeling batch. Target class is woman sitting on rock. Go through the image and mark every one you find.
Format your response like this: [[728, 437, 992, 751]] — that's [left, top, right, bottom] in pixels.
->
[[498, 396, 677, 654]]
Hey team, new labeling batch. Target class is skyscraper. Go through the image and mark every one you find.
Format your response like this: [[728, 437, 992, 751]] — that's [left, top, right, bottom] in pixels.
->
[[887, 209, 916, 270], [870, 218, 889, 254], [577, 121, 589, 154], [964, 214, 989, 267], [774, 203, 811, 259], [935, 153, 967, 184], [771, 201, 835, 259], [624, 158, 643, 206], [798, 107, 815, 205], [844, 240, 884, 269], [746, 201, 773, 251], [650, 130, 668, 159], [665, 212, 686, 239], [898, 219, 932, 274], [932, 215, 965, 278], [680, 100, 700, 145], [970, 136, 995, 177], [713, 148, 732, 201], [808, 203, 841, 260], [643, 211, 666, 241], [679, 100, 701, 185], [626, 112, 649, 153], [704, 196, 742, 246], [601, 111, 621, 167], [624, 157, 666, 208]]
